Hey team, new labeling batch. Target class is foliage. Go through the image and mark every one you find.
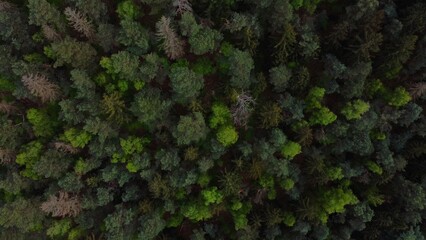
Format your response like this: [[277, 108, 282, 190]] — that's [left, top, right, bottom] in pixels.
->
[[174, 112, 208, 145], [281, 141, 301, 159], [216, 125, 239, 147], [341, 100, 370, 120], [169, 66, 204, 104], [201, 187, 224, 205], [0, 0, 425, 239], [26, 108, 58, 138], [64, 128, 92, 148], [130, 88, 172, 129]]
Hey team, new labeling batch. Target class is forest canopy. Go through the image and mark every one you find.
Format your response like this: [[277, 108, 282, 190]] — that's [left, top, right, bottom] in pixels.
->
[[0, 0, 425, 239]]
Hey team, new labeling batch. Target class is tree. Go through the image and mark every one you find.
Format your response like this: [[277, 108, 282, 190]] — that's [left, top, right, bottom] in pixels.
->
[[47, 37, 97, 69], [173, 112, 208, 145], [156, 148, 181, 171], [101, 91, 127, 124], [41, 191, 82, 217], [341, 100, 370, 120], [174, 0, 193, 15], [100, 51, 141, 82], [0, 198, 44, 233], [16, 141, 43, 180], [26, 108, 59, 138], [130, 88, 172, 129], [27, 0, 65, 31], [156, 16, 185, 60], [210, 102, 232, 129], [21, 73, 60, 103], [216, 125, 239, 147], [386, 87, 412, 107], [227, 49, 254, 89], [179, 13, 222, 55], [63, 128, 92, 148], [117, 0, 141, 20], [281, 141, 302, 159], [201, 187, 224, 205], [269, 65, 292, 92], [64, 7, 95, 39], [231, 91, 256, 128], [118, 19, 150, 54], [169, 66, 204, 104]]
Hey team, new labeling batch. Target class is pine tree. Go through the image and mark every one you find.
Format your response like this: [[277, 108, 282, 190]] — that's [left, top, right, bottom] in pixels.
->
[[156, 16, 185, 60]]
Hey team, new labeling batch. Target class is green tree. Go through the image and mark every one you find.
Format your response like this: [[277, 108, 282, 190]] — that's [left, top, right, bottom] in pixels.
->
[[0, 198, 44, 233], [26, 108, 59, 138], [118, 19, 149, 54], [173, 112, 208, 145], [386, 87, 412, 107], [201, 187, 224, 205], [15, 141, 43, 180], [281, 141, 301, 159], [216, 125, 239, 147], [227, 49, 254, 89], [341, 100, 370, 120], [179, 13, 222, 55], [47, 37, 97, 69], [169, 66, 204, 104], [63, 128, 92, 148], [209, 102, 232, 129], [27, 0, 65, 31], [130, 88, 172, 129], [269, 65, 292, 92], [117, 0, 141, 20]]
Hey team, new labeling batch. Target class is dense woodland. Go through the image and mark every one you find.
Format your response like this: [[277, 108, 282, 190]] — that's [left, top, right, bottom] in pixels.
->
[[0, 0, 425, 239]]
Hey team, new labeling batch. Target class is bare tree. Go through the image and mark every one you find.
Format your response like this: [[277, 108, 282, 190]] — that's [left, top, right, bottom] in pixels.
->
[[42, 25, 61, 42], [231, 91, 256, 128], [0, 101, 17, 115], [53, 142, 79, 154], [64, 7, 95, 39], [0, 149, 15, 164], [21, 73, 61, 103], [156, 16, 185, 60], [409, 82, 426, 99], [0, 1, 13, 11], [41, 191, 81, 217], [173, 0, 192, 15]]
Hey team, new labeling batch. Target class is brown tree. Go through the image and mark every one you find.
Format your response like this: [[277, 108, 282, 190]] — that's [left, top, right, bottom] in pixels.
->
[[173, 0, 192, 15], [53, 142, 79, 154], [21, 73, 61, 103], [42, 24, 61, 42], [156, 16, 185, 60], [0, 101, 17, 115], [40, 191, 81, 217], [0, 149, 15, 164], [64, 7, 95, 39]]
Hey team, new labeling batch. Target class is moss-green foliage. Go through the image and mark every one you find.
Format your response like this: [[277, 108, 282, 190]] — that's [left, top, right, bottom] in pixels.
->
[[64, 128, 92, 148], [318, 187, 359, 223], [15, 141, 43, 180], [117, 0, 141, 20], [201, 187, 224, 205], [281, 141, 302, 159], [26, 108, 58, 138], [386, 87, 412, 107], [209, 102, 232, 129], [46, 219, 72, 238], [181, 201, 213, 221], [216, 125, 239, 147], [341, 99, 370, 120]]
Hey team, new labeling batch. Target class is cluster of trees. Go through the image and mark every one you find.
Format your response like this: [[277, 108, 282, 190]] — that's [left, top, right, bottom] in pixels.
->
[[0, 0, 425, 239]]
